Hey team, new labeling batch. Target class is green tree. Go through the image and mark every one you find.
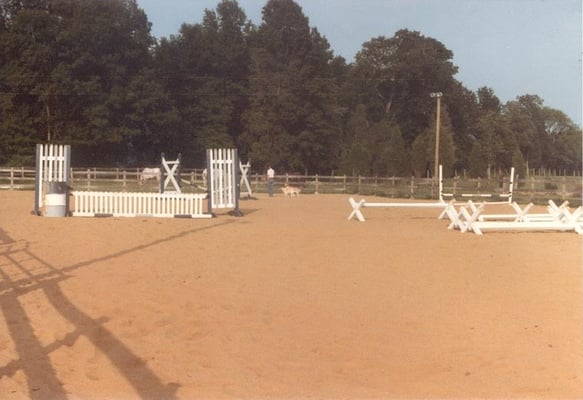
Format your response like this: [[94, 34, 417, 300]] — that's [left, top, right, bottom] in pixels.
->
[[366, 117, 408, 176], [410, 132, 431, 177], [0, 0, 160, 165], [0, 0, 62, 163], [511, 147, 526, 178], [445, 81, 479, 170], [341, 104, 371, 174], [472, 112, 512, 176], [351, 29, 459, 144], [381, 120, 408, 176], [241, 0, 342, 173], [476, 86, 502, 113], [345, 142, 371, 176], [468, 141, 488, 177], [504, 95, 546, 171], [153, 0, 252, 165], [541, 108, 582, 172], [411, 107, 455, 177]]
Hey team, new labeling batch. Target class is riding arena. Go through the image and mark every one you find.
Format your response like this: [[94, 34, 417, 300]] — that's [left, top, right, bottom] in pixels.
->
[[0, 143, 581, 399]]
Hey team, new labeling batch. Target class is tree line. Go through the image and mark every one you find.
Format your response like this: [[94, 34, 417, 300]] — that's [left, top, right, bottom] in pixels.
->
[[0, 0, 580, 177]]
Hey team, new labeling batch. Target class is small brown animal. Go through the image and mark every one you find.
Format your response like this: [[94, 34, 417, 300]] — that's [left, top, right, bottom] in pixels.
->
[[281, 184, 301, 197]]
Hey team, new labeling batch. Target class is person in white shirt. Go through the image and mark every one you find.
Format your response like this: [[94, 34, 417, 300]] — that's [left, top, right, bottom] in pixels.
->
[[266, 166, 275, 196]]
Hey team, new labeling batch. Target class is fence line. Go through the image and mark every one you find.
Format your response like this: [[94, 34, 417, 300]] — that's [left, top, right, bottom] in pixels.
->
[[1, 166, 581, 205]]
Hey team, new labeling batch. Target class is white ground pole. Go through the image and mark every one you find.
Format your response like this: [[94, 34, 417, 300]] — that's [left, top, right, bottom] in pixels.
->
[[348, 197, 450, 222], [348, 169, 450, 223], [458, 167, 515, 205], [349, 165, 517, 222], [348, 164, 449, 222]]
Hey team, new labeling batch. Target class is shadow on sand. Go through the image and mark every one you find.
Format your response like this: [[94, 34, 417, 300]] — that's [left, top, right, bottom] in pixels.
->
[[0, 220, 234, 399]]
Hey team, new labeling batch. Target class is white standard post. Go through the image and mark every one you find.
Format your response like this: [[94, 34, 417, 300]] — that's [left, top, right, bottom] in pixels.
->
[[34, 143, 71, 215], [239, 161, 253, 197], [507, 167, 515, 204]]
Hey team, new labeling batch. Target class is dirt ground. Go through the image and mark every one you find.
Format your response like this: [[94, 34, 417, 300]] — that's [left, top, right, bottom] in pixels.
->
[[0, 190, 582, 400]]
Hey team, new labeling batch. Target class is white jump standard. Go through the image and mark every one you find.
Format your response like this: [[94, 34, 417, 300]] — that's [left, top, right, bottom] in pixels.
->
[[239, 160, 253, 198], [34, 144, 71, 215], [206, 148, 243, 216], [160, 153, 182, 193]]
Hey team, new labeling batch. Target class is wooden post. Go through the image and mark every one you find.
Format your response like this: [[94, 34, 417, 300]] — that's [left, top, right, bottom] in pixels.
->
[[410, 176, 415, 198], [315, 174, 319, 194]]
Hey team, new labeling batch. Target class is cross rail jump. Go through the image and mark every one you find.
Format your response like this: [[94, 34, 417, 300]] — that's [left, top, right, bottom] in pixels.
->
[[348, 165, 516, 222], [444, 199, 583, 235]]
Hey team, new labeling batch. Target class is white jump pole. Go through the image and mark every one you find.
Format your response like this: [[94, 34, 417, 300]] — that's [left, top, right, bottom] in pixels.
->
[[348, 166, 449, 221], [443, 166, 515, 205]]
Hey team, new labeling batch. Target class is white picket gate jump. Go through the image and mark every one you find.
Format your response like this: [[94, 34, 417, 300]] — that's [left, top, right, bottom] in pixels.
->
[[207, 148, 242, 215], [34, 144, 71, 214], [71, 191, 210, 218]]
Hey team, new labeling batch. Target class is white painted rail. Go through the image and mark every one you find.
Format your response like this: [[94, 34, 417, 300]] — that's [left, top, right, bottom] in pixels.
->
[[71, 191, 211, 218], [348, 197, 448, 222], [444, 199, 583, 235]]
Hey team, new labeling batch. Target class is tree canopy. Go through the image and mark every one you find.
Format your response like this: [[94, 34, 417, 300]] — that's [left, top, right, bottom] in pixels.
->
[[0, 0, 580, 175]]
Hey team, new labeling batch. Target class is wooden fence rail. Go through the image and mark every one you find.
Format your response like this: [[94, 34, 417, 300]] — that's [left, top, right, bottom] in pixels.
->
[[1, 166, 581, 206]]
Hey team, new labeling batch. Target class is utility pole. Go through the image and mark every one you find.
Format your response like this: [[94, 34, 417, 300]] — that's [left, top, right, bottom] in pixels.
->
[[430, 92, 443, 181]]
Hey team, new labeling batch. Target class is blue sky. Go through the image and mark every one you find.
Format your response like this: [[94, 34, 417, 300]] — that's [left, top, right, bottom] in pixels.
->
[[136, 0, 582, 125]]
